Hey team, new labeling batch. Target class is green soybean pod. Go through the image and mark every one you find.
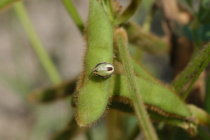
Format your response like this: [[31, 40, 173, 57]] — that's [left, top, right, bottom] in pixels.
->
[[110, 75, 195, 122], [75, 0, 113, 127], [130, 60, 193, 118], [112, 74, 192, 118], [110, 74, 197, 134]]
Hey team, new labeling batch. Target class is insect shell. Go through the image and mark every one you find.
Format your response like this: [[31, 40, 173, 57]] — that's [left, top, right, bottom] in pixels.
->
[[93, 62, 114, 78]]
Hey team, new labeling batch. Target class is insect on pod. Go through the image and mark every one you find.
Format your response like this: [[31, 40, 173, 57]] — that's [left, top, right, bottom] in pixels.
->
[[93, 62, 114, 78]]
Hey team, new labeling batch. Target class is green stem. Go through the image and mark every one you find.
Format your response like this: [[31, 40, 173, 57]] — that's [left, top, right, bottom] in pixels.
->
[[115, 0, 142, 25], [102, 0, 114, 23], [115, 28, 158, 140], [13, 1, 61, 84], [182, 72, 201, 99], [172, 42, 210, 99], [62, 0, 84, 33], [124, 22, 169, 55]]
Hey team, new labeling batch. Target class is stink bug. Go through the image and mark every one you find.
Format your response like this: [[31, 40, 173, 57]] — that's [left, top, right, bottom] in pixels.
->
[[93, 62, 114, 78]]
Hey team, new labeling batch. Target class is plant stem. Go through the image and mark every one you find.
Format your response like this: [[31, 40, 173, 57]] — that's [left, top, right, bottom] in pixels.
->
[[172, 42, 210, 99], [102, 0, 114, 23], [62, 0, 84, 33], [124, 22, 169, 55], [13, 1, 61, 84], [115, 0, 142, 25], [115, 28, 158, 140]]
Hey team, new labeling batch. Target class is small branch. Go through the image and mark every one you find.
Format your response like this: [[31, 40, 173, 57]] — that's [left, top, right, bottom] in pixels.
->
[[172, 42, 210, 99], [124, 22, 169, 55], [101, 0, 114, 23], [13, 1, 61, 84], [115, 0, 142, 25], [115, 28, 158, 140], [62, 0, 84, 33]]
